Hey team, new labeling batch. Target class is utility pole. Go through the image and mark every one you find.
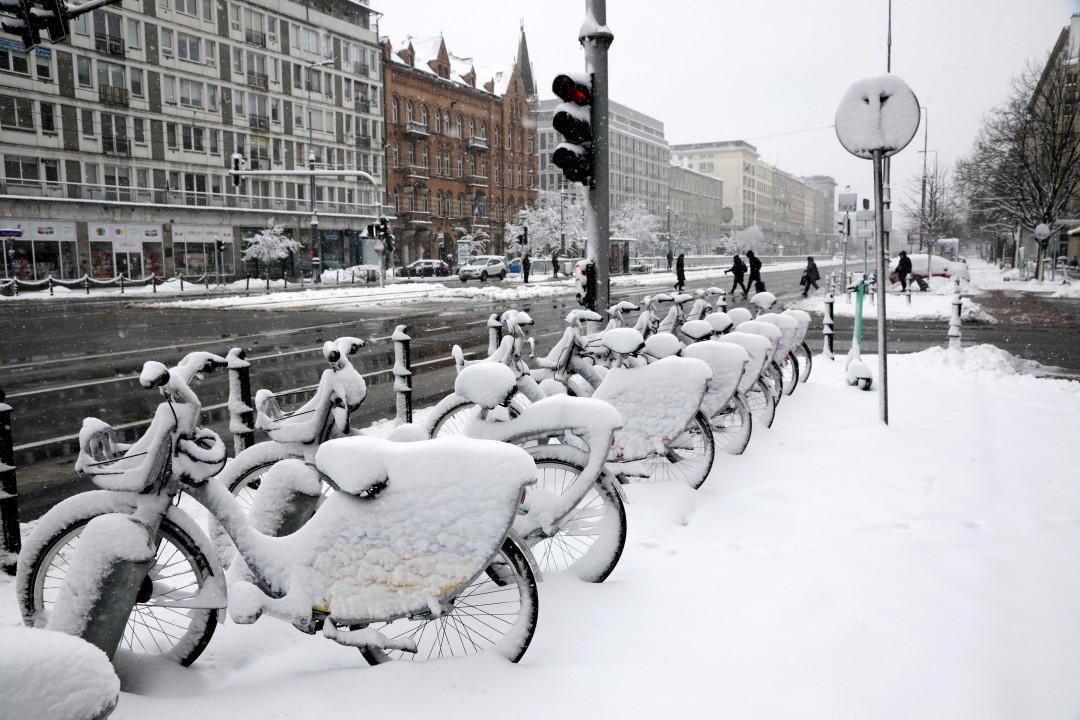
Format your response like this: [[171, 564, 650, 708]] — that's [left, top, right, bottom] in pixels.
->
[[581, 0, 613, 312]]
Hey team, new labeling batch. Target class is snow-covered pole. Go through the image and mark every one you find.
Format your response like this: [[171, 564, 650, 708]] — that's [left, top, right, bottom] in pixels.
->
[[226, 348, 254, 454], [948, 285, 962, 351], [873, 148, 890, 424], [0, 388, 20, 574], [392, 325, 413, 424], [823, 293, 835, 360], [717, 290, 727, 313], [581, 0, 614, 313]]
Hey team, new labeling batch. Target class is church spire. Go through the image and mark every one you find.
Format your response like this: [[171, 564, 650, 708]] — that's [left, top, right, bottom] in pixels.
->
[[516, 23, 537, 101]]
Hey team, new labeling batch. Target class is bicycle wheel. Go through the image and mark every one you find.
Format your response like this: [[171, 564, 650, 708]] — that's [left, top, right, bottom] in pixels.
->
[[744, 377, 777, 429], [795, 341, 813, 382], [764, 361, 784, 403], [711, 391, 752, 455], [428, 394, 528, 438], [780, 353, 799, 396], [17, 491, 219, 667], [642, 410, 716, 489], [525, 446, 627, 583], [358, 535, 539, 664]]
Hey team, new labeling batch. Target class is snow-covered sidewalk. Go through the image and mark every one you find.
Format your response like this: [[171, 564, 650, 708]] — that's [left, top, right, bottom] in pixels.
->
[[3, 343, 1080, 719]]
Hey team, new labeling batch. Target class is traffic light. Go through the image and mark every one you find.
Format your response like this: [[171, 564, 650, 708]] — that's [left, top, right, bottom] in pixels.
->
[[230, 153, 244, 187], [551, 73, 593, 184], [366, 223, 377, 239], [379, 217, 389, 239], [216, 239, 226, 254], [0, 0, 41, 50], [37, 0, 68, 43], [384, 234, 394, 256]]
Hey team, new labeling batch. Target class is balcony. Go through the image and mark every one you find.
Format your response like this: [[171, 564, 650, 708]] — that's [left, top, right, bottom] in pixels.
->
[[468, 135, 488, 150], [246, 71, 268, 90], [400, 210, 433, 225], [355, 135, 372, 149], [248, 114, 269, 131], [404, 120, 429, 137], [354, 96, 371, 114], [406, 164, 430, 180], [467, 174, 489, 187], [102, 137, 131, 156], [94, 33, 125, 58], [244, 28, 266, 48], [99, 85, 129, 107], [353, 61, 369, 76]]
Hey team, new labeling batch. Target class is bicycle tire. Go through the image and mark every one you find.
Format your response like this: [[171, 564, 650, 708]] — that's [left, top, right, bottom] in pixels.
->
[[744, 377, 777, 429], [641, 410, 716, 489], [765, 360, 784, 403], [795, 341, 813, 382], [780, 353, 799, 396], [524, 445, 627, 583], [358, 534, 539, 664], [16, 491, 219, 667], [428, 395, 529, 439], [711, 391, 752, 455]]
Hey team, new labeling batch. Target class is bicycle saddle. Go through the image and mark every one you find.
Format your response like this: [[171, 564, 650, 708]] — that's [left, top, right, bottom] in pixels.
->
[[727, 307, 753, 326], [750, 292, 777, 312], [454, 363, 517, 410], [680, 320, 714, 342], [704, 312, 734, 335], [601, 327, 646, 356], [643, 332, 683, 359]]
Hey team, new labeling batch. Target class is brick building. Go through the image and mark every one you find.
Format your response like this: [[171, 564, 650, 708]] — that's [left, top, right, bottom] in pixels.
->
[[382, 28, 538, 267]]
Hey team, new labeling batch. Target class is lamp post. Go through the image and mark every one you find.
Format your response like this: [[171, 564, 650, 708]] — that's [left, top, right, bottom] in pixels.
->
[[307, 59, 333, 284], [918, 147, 938, 281]]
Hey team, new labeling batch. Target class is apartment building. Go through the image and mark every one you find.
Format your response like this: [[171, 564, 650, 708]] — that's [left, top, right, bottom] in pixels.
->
[[668, 162, 723, 254], [382, 28, 538, 266], [1, 0, 384, 281], [537, 98, 670, 220]]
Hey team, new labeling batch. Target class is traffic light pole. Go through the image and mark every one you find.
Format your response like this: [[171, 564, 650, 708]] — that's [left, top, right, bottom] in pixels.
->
[[581, 0, 613, 313]]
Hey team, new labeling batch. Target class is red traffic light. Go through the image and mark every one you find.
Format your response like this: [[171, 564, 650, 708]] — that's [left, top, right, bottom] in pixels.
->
[[552, 74, 591, 106]]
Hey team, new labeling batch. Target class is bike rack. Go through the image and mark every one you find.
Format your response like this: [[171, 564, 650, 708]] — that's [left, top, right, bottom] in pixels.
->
[[0, 388, 19, 575]]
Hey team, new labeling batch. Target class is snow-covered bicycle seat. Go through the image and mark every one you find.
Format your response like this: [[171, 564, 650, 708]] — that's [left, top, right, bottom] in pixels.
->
[[716, 331, 772, 393], [679, 319, 714, 342], [727, 307, 753, 326], [783, 309, 812, 346], [750, 291, 777, 313], [704, 312, 734, 335], [601, 327, 646, 356], [643, 332, 683, 359], [756, 313, 799, 357]]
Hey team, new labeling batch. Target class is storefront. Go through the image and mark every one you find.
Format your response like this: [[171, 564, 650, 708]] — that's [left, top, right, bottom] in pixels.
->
[[88, 223, 166, 279], [172, 225, 234, 277], [3, 222, 78, 280]]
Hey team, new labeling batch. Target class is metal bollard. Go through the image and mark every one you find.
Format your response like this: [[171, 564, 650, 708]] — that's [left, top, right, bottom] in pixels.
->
[[393, 325, 413, 424], [0, 389, 19, 575], [717, 291, 728, 313], [949, 291, 963, 351], [226, 348, 255, 454], [487, 314, 503, 356], [823, 293, 835, 360], [152, 275, 158, 293], [906, 287, 912, 305], [119, 275, 124, 294]]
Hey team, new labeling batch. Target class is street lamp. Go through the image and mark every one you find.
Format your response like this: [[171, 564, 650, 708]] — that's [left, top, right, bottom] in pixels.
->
[[307, 59, 333, 283], [918, 146, 938, 280]]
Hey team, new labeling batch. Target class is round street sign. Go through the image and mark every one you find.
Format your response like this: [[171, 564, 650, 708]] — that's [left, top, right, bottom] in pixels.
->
[[721, 207, 734, 223], [835, 75, 921, 160], [1034, 223, 1050, 241], [374, 239, 384, 253]]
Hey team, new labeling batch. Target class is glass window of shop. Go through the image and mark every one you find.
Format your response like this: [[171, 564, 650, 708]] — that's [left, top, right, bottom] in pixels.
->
[[321, 230, 343, 270], [7, 237, 78, 280], [174, 241, 233, 277]]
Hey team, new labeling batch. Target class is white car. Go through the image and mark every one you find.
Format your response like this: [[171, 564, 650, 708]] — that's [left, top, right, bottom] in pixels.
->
[[458, 255, 508, 282]]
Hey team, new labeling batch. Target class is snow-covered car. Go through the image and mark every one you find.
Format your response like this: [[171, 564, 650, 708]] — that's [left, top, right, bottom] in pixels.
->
[[458, 256, 508, 282], [396, 259, 449, 278], [889, 253, 970, 281]]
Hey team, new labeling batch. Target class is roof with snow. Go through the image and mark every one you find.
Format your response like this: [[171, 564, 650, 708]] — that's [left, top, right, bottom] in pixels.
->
[[383, 32, 528, 99]]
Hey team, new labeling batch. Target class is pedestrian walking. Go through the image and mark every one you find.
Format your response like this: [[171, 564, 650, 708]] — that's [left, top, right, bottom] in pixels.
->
[[552, 248, 560, 278], [800, 256, 821, 297], [522, 252, 531, 283], [674, 253, 686, 292], [746, 250, 764, 292], [667, 248, 674, 271], [895, 250, 912, 291], [725, 254, 749, 298]]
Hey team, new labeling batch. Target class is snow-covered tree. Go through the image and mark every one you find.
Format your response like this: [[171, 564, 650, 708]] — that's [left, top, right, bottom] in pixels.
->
[[242, 218, 300, 276], [611, 201, 659, 256], [898, 160, 963, 254], [730, 226, 768, 255], [956, 46, 1080, 278], [524, 188, 586, 253]]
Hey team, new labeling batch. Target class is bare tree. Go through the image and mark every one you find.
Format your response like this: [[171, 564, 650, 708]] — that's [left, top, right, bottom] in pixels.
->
[[899, 160, 963, 259], [956, 41, 1080, 278]]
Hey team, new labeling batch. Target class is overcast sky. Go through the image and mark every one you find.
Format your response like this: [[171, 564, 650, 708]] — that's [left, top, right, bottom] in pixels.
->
[[379, 0, 1078, 220]]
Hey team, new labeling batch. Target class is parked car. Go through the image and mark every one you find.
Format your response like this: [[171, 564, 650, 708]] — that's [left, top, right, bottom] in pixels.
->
[[458, 255, 508, 282], [396, 259, 450, 278]]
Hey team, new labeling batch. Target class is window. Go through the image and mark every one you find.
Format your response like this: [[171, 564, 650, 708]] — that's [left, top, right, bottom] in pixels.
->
[[232, 47, 242, 73], [433, 110, 441, 134], [420, 105, 428, 126], [302, 28, 318, 53], [77, 56, 91, 85], [166, 122, 177, 149], [178, 33, 200, 62], [73, 13, 87, 34], [133, 117, 145, 142], [163, 75, 175, 103], [455, 115, 463, 139], [0, 47, 29, 75], [210, 129, 219, 154], [0, 96, 34, 130], [391, 97, 398, 124], [35, 54, 50, 81], [126, 18, 140, 48], [205, 40, 216, 66], [175, 0, 197, 16], [100, 113, 128, 154], [103, 165, 131, 201], [202, 0, 212, 20], [271, 97, 279, 122], [234, 89, 244, 116], [229, 3, 240, 28], [43, 159, 58, 184], [290, 23, 299, 49], [405, 101, 413, 123], [527, 133, 534, 154], [84, 163, 99, 187], [97, 61, 124, 89], [457, 153, 463, 178], [161, 28, 173, 56], [81, 109, 94, 136], [406, 142, 415, 166], [180, 79, 202, 107], [130, 68, 142, 96], [41, 102, 55, 132], [468, 117, 474, 137], [4, 155, 38, 182], [182, 125, 204, 151]]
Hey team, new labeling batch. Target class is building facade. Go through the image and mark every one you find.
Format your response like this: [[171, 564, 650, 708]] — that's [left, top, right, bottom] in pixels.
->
[[537, 98, 670, 220], [668, 163, 723, 254], [382, 30, 537, 267], [1, 0, 385, 281]]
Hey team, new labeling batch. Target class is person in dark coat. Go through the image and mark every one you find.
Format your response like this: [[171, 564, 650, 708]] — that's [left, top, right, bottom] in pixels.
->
[[725, 254, 749, 298], [674, 253, 686, 292], [667, 248, 674, 271], [522, 252, 531, 284], [799, 257, 820, 297], [746, 250, 763, 291], [551, 248, 560, 277], [896, 250, 912, 291]]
